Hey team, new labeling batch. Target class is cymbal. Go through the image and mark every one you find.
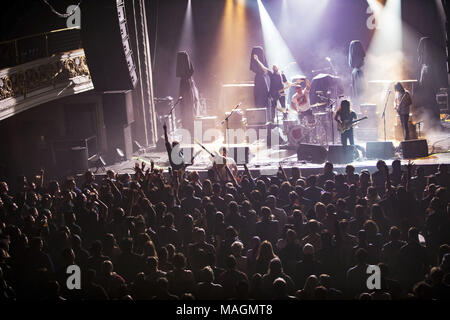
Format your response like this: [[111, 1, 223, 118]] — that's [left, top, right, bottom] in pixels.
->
[[310, 102, 326, 108], [312, 73, 341, 80]]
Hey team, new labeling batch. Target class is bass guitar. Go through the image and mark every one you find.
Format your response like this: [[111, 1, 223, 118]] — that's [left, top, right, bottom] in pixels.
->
[[337, 116, 368, 134]]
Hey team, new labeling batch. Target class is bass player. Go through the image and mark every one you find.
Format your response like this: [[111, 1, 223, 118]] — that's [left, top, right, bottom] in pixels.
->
[[334, 99, 357, 146]]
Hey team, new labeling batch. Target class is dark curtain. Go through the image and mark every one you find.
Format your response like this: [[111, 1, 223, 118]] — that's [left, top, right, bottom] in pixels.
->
[[348, 40, 366, 104], [415, 37, 441, 123], [250, 46, 270, 109], [176, 51, 199, 134]]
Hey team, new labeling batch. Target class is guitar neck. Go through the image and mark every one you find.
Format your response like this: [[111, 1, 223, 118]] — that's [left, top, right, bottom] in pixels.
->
[[194, 139, 215, 158], [352, 116, 368, 124]]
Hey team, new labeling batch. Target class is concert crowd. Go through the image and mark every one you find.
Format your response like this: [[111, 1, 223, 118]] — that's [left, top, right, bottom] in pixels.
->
[[0, 159, 449, 300]]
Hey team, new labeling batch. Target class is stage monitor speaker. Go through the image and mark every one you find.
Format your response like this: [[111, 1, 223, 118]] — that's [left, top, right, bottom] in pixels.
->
[[220, 145, 250, 164], [328, 145, 356, 164], [70, 147, 89, 174], [366, 141, 395, 159], [401, 139, 428, 159], [245, 108, 267, 125], [297, 144, 327, 163], [80, 0, 138, 92]]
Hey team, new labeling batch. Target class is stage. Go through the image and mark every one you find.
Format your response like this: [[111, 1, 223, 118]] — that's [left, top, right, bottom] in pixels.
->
[[96, 131, 450, 178]]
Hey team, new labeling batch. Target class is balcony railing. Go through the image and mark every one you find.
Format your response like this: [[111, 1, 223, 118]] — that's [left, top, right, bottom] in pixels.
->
[[0, 27, 83, 69], [0, 28, 93, 121]]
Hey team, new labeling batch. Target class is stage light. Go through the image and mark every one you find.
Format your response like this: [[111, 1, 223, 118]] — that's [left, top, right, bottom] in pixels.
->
[[257, 0, 303, 81], [178, 0, 194, 57], [364, 0, 404, 138], [207, 0, 249, 111]]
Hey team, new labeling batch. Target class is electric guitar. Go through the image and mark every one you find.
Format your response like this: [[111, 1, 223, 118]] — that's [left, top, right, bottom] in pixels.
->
[[278, 79, 303, 96], [337, 116, 368, 134]]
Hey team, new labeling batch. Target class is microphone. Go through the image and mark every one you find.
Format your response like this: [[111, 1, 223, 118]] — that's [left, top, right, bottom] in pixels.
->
[[338, 95, 345, 98]]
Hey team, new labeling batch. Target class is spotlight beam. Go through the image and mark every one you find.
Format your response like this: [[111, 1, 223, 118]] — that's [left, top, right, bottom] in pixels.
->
[[257, 0, 302, 80]]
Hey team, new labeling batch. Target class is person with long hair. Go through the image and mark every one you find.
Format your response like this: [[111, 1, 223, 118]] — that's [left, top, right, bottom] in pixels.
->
[[394, 82, 412, 141], [334, 99, 357, 146]]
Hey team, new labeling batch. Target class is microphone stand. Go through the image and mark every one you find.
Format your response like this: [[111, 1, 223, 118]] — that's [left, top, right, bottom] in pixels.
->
[[167, 97, 182, 140], [381, 90, 391, 142], [221, 102, 241, 147], [318, 93, 336, 146]]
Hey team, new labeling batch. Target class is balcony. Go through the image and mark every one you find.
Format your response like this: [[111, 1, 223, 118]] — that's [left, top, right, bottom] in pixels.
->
[[0, 27, 93, 121]]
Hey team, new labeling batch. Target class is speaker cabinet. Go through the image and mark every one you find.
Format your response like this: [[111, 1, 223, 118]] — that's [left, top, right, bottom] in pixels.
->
[[102, 92, 134, 126], [401, 139, 428, 159], [328, 145, 356, 163], [297, 144, 327, 163], [246, 108, 267, 125], [70, 147, 89, 174], [81, 0, 138, 92], [366, 141, 395, 159]]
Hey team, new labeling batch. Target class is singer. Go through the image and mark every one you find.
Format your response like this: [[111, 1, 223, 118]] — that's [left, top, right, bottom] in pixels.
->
[[253, 54, 288, 122]]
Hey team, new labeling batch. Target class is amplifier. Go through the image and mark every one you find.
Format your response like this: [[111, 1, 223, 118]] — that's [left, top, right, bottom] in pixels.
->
[[246, 108, 267, 125]]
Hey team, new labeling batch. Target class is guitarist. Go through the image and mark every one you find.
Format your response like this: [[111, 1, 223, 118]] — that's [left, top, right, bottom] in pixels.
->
[[211, 147, 238, 184], [253, 54, 288, 121], [394, 82, 412, 141], [163, 122, 198, 172], [334, 99, 357, 146]]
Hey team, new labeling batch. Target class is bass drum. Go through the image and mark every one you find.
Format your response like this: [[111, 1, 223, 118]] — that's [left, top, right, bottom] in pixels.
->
[[288, 125, 305, 145]]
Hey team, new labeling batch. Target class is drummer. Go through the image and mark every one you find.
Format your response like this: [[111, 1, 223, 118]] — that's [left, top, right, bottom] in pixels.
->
[[291, 80, 314, 125]]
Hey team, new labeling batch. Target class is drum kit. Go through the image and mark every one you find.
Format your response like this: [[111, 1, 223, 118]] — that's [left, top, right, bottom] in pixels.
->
[[277, 70, 346, 146], [280, 101, 333, 146]]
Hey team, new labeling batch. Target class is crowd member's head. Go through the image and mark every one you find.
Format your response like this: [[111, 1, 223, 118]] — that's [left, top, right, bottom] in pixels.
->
[[231, 241, 244, 258], [173, 253, 187, 270], [376, 160, 387, 172], [346, 165, 355, 176], [268, 258, 283, 276], [389, 226, 401, 241], [257, 241, 276, 262], [324, 162, 333, 174], [199, 266, 214, 284], [306, 175, 317, 187], [303, 243, 315, 258]]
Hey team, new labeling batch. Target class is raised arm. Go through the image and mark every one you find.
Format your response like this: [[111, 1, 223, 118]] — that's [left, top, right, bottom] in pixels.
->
[[406, 161, 413, 193], [304, 78, 311, 91], [253, 54, 270, 73], [163, 122, 169, 144], [279, 162, 289, 182]]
